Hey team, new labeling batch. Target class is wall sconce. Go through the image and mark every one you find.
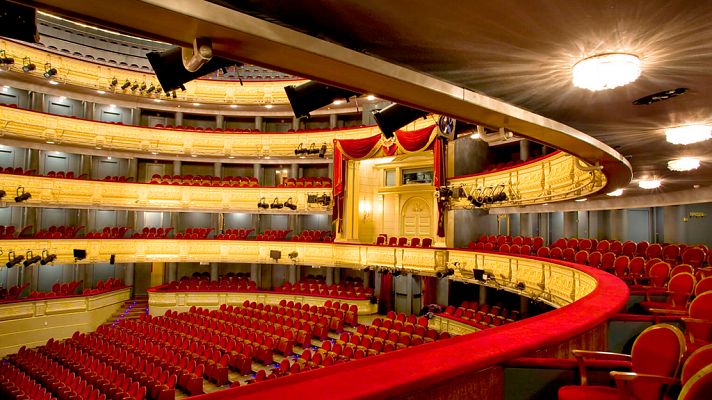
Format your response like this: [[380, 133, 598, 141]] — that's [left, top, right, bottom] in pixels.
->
[[358, 199, 372, 220]]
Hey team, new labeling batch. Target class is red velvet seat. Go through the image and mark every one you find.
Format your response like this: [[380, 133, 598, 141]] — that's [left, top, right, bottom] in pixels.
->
[[558, 323, 686, 400]]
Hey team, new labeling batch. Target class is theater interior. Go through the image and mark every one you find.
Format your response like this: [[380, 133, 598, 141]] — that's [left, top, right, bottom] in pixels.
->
[[0, 1, 711, 399]]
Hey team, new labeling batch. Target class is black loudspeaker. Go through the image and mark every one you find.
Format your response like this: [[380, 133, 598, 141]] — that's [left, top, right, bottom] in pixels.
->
[[0, 1, 39, 43], [373, 103, 428, 139], [270, 250, 281, 260], [473, 269, 485, 281], [146, 46, 237, 93], [285, 81, 360, 119], [109, 254, 116, 265], [73, 249, 87, 260]]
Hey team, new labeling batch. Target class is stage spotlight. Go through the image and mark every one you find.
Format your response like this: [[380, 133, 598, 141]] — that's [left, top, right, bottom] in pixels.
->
[[285, 81, 360, 119], [146, 38, 239, 93], [21, 57, 35, 72], [73, 249, 86, 261], [257, 197, 269, 209], [6, 251, 24, 268], [373, 103, 428, 139], [515, 282, 526, 291], [306, 143, 320, 155], [120, 79, 131, 90], [294, 143, 307, 156], [391, 269, 401, 277], [435, 268, 455, 279], [0, 0, 39, 43], [0, 50, 14, 65], [109, 77, 118, 87], [14, 186, 30, 202], [146, 84, 156, 93], [43, 62, 57, 78], [318, 143, 327, 158], [130, 81, 139, 91], [139, 82, 147, 92], [40, 250, 56, 265], [0, 189, 5, 199], [23, 251, 41, 267], [284, 197, 297, 210], [270, 198, 284, 209]]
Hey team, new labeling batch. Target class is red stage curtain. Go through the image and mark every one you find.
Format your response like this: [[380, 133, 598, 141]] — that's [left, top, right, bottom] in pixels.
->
[[379, 272, 393, 313], [335, 134, 382, 160], [394, 125, 437, 153]]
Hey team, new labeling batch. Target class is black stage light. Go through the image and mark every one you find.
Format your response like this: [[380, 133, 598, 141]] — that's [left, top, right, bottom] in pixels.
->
[[14, 186, 30, 202], [6, 251, 23, 268], [516, 282, 526, 291], [0, 50, 14, 65], [284, 197, 297, 211], [139, 82, 147, 92], [73, 249, 87, 260], [285, 81, 360, 119], [40, 250, 56, 265], [306, 143, 320, 155], [121, 79, 131, 90], [21, 57, 35, 72], [270, 198, 284, 209], [109, 77, 118, 87], [0, 0, 39, 43], [294, 143, 307, 156], [146, 84, 156, 93], [130, 81, 139, 91], [110, 254, 116, 264], [43, 62, 57, 78], [373, 103, 428, 139], [318, 143, 327, 158], [436, 268, 455, 279], [473, 269, 486, 281], [391, 269, 401, 277], [146, 40, 238, 93], [23, 251, 41, 267], [0, 189, 5, 199]]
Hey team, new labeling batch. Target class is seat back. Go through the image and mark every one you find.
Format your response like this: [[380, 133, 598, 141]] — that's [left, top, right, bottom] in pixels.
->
[[630, 324, 686, 400], [679, 363, 712, 400], [695, 277, 712, 296], [682, 344, 712, 384]]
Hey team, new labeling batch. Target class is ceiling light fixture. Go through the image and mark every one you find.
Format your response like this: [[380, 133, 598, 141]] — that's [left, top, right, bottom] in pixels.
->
[[665, 124, 711, 145], [607, 189, 624, 197], [638, 179, 661, 189], [332, 99, 344, 105], [96, 90, 106, 94], [48, 80, 59, 85], [229, 104, 238, 108], [575, 198, 587, 202], [572, 53, 641, 91], [192, 102, 200, 106], [153, 98, 162, 103], [366, 95, 376, 101], [470, 132, 481, 140], [264, 104, 273, 109], [667, 157, 700, 172]]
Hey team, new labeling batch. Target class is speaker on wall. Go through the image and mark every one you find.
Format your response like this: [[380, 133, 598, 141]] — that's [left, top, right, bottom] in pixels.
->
[[373, 103, 428, 139], [73, 249, 87, 260], [285, 81, 360, 119], [270, 250, 282, 260], [109, 254, 116, 265]]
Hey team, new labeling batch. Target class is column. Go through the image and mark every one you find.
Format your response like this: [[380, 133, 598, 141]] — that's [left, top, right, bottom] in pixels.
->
[[363, 269, 370, 289], [478, 285, 487, 305], [288, 215, 297, 234], [333, 267, 341, 284], [30, 264, 39, 292], [520, 296, 529, 318], [83, 101, 94, 120], [374, 270, 382, 297], [131, 108, 141, 126], [328, 162, 334, 180], [253, 163, 262, 183], [405, 273, 414, 315], [78, 210, 89, 232], [127, 158, 139, 181], [210, 263, 219, 281], [84, 264, 94, 288], [519, 139, 530, 161], [251, 264, 261, 288], [26, 148, 40, 172], [170, 213, 180, 232], [79, 154, 92, 178], [288, 265, 297, 285], [255, 116, 263, 131], [213, 162, 222, 179], [166, 263, 177, 282], [173, 160, 181, 176], [520, 213, 532, 237], [124, 263, 135, 286], [175, 111, 184, 126], [216, 114, 225, 130], [329, 113, 337, 129], [292, 117, 300, 131], [563, 211, 578, 238], [326, 268, 334, 285], [291, 163, 298, 179]]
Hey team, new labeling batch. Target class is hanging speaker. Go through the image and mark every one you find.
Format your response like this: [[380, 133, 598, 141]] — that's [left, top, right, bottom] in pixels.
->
[[373, 103, 428, 139], [285, 81, 360, 119], [73, 249, 87, 260], [147, 46, 238, 93], [0, 1, 39, 43]]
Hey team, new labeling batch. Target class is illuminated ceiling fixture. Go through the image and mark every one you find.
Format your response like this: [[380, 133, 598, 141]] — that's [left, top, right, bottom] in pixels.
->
[[193, 102, 200, 106], [638, 179, 661, 189], [667, 157, 700, 172], [575, 198, 587, 202], [366, 95, 376, 101], [264, 104, 273, 109], [665, 124, 711, 145], [572, 53, 641, 91], [229, 104, 238, 108], [332, 99, 344, 105], [96, 90, 106, 95], [607, 189, 624, 197], [470, 132, 481, 140]]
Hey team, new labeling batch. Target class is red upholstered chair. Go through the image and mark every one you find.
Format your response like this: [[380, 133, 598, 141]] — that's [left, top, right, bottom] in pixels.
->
[[562, 247, 576, 262], [578, 239, 593, 252], [639, 272, 696, 313], [587, 251, 602, 269], [558, 324, 686, 400], [679, 358, 712, 399], [596, 240, 610, 253], [626, 257, 646, 283], [520, 244, 531, 255], [536, 247, 550, 258], [421, 238, 432, 248], [552, 238, 567, 249], [621, 241, 637, 257], [549, 247, 563, 260], [646, 243, 663, 260], [672, 264, 694, 277], [500, 243, 510, 253], [635, 241, 649, 258], [682, 247, 706, 268], [376, 236, 386, 245], [662, 245, 681, 265], [612, 256, 630, 278], [566, 238, 579, 250], [509, 244, 521, 254], [600, 252, 616, 272], [695, 277, 712, 295], [532, 237, 544, 250], [397, 237, 408, 247], [681, 292, 712, 353], [410, 237, 421, 247], [388, 237, 398, 246]]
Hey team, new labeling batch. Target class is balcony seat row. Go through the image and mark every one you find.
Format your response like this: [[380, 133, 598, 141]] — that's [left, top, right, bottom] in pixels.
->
[[277, 177, 332, 188], [149, 174, 258, 187], [376, 235, 433, 248]]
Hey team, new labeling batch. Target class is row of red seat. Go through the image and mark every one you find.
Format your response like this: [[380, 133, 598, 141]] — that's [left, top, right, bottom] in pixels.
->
[[234, 301, 348, 337], [174, 227, 214, 239], [442, 301, 521, 330], [160, 278, 257, 292], [153, 124, 262, 133], [274, 281, 372, 299], [274, 299, 359, 327], [254, 229, 291, 241], [149, 174, 259, 187], [0, 283, 30, 301], [215, 228, 254, 240], [375, 235, 434, 248], [130, 227, 173, 239], [85, 227, 131, 239], [27, 280, 83, 299], [277, 177, 332, 188], [32, 225, 85, 239], [290, 229, 334, 242], [0, 361, 56, 400]]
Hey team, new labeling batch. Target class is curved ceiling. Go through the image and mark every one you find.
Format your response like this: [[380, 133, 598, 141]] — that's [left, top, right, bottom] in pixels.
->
[[210, 0, 712, 197]]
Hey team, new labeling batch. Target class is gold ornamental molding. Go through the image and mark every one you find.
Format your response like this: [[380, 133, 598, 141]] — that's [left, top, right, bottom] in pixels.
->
[[0, 173, 333, 213], [0, 239, 597, 308], [447, 151, 607, 207], [0, 106, 398, 158], [0, 39, 304, 105]]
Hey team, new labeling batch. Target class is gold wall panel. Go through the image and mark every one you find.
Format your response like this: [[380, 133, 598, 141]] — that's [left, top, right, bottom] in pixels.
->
[[147, 290, 378, 316], [0, 173, 331, 213], [0, 239, 597, 308], [429, 315, 479, 336], [1, 39, 304, 105], [447, 151, 607, 206], [0, 288, 131, 356]]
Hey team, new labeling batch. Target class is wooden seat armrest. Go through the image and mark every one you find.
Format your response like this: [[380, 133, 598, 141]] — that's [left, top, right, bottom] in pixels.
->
[[648, 308, 688, 316], [572, 350, 632, 385], [612, 371, 680, 399]]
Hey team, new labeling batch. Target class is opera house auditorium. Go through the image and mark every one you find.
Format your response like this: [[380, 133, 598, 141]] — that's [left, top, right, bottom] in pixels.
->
[[0, 1, 711, 399]]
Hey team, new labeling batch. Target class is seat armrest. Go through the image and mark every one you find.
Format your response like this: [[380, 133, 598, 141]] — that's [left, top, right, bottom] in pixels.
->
[[572, 350, 632, 385], [612, 371, 680, 400]]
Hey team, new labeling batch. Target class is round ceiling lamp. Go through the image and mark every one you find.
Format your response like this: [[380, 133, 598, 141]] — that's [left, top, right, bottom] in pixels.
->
[[638, 179, 661, 189], [607, 189, 624, 197], [665, 124, 712, 145], [667, 157, 700, 172], [572, 53, 641, 91]]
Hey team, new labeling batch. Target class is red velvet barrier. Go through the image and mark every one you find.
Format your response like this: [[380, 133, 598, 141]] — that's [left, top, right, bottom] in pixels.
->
[[192, 261, 628, 400]]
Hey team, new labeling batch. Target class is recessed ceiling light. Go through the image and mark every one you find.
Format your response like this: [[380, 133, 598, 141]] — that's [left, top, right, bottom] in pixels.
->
[[58, 96, 66, 101], [299, 155, 306, 159], [607, 189, 624, 197], [332, 99, 344, 105], [668, 157, 700, 171], [639, 179, 661, 189], [107, 156, 112, 160], [48, 80, 59, 85], [228, 156, 235, 159], [665, 125, 711, 145], [366, 95, 376, 101], [151, 151, 159, 155], [542, 203, 549, 206], [190, 154, 197, 158], [470, 133, 481, 140], [264, 104, 273, 109], [109, 104, 116, 109], [572, 53, 641, 91], [46, 140, 55, 144], [693, 184, 701, 189], [2, 85, 10, 89], [263, 156, 271, 160], [96, 90, 106, 94], [193, 103, 200, 106], [229, 104, 238, 108], [153, 98, 162, 103], [575, 198, 587, 202]]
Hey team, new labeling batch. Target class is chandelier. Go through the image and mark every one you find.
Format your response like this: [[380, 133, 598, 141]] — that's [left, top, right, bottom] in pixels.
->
[[668, 157, 700, 172], [572, 53, 641, 91], [665, 125, 711, 145]]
